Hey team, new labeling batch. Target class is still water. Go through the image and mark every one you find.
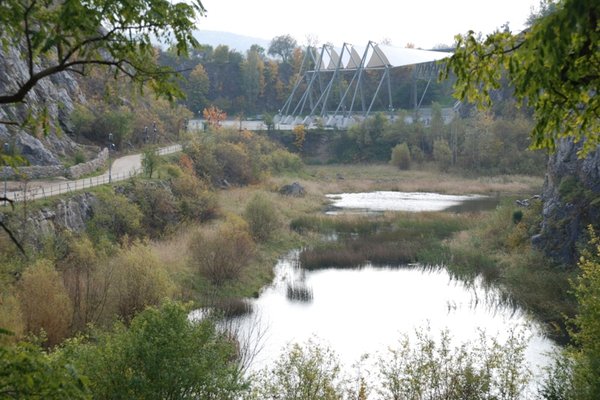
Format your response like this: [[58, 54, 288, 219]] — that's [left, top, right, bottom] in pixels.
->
[[197, 192, 554, 390]]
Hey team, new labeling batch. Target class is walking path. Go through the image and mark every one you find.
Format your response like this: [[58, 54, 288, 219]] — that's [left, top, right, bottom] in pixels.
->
[[3, 144, 181, 203]]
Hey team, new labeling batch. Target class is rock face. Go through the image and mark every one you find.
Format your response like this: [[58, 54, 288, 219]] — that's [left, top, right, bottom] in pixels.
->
[[16, 192, 98, 248], [0, 44, 84, 166], [534, 140, 600, 265]]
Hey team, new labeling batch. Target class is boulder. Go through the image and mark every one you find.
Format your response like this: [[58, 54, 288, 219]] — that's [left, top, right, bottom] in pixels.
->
[[279, 182, 305, 197]]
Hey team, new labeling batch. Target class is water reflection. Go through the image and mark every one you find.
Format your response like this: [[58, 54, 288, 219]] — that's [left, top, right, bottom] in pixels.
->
[[326, 191, 498, 214], [230, 252, 555, 381]]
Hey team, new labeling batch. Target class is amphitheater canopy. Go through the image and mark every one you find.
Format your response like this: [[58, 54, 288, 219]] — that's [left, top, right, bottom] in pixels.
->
[[278, 42, 453, 128], [312, 43, 451, 72]]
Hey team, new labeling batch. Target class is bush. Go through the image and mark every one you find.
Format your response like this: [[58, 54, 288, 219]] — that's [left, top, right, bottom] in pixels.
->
[[266, 148, 303, 174], [433, 138, 452, 171], [109, 241, 173, 321], [377, 328, 531, 400], [170, 173, 219, 222], [128, 181, 179, 237], [57, 302, 245, 399], [390, 143, 411, 170], [189, 217, 255, 285], [244, 193, 279, 242], [87, 190, 143, 242], [18, 260, 73, 346], [0, 341, 89, 399], [250, 338, 344, 400]]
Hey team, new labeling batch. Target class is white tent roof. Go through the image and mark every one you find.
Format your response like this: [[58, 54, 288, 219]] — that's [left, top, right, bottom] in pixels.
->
[[310, 42, 451, 71]]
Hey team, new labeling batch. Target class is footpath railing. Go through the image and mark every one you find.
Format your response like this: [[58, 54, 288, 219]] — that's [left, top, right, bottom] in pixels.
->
[[2, 144, 182, 204]]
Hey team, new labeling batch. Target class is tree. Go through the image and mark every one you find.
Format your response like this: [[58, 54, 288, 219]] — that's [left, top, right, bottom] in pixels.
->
[[141, 146, 161, 178], [444, 0, 599, 156], [185, 64, 210, 115], [242, 47, 265, 112], [268, 35, 298, 64], [0, 0, 205, 111]]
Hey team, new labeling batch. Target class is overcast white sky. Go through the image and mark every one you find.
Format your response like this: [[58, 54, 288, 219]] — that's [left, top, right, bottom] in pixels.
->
[[197, 0, 541, 49]]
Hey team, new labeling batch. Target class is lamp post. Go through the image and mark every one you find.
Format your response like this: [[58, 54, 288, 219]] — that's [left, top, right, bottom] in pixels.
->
[[3, 143, 9, 205], [108, 133, 113, 183]]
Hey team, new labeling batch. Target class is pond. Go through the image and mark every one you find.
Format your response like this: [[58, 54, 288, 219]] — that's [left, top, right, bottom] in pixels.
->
[[194, 191, 555, 393], [325, 191, 500, 214], [227, 254, 555, 380]]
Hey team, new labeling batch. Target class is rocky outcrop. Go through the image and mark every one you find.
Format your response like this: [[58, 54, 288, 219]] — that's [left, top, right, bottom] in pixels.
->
[[0, 43, 84, 166], [533, 140, 600, 265], [11, 192, 99, 249]]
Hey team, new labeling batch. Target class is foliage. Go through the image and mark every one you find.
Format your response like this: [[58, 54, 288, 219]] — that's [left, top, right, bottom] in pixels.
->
[[87, 190, 143, 242], [57, 301, 245, 399], [292, 124, 306, 151], [390, 143, 411, 170], [203, 105, 227, 129], [444, 0, 600, 156], [189, 217, 255, 285], [0, 341, 89, 399], [141, 147, 162, 178], [433, 139, 452, 171], [376, 327, 531, 400], [244, 193, 279, 242], [0, 0, 205, 107], [268, 34, 298, 64], [185, 64, 210, 115], [170, 172, 219, 222], [568, 226, 600, 398], [58, 235, 108, 332], [249, 338, 344, 400], [18, 259, 73, 346], [128, 181, 179, 237], [109, 241, 173, 321]]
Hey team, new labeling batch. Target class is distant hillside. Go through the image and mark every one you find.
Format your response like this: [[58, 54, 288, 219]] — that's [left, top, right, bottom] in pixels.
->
[[193, 30, 270, 53]]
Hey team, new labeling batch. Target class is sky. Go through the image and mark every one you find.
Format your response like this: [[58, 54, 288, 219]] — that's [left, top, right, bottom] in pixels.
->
[[196, 0, 541, 49]]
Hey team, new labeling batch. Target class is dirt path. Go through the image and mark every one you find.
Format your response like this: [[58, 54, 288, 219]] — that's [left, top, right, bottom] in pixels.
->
[[3, 145, 181, 203]]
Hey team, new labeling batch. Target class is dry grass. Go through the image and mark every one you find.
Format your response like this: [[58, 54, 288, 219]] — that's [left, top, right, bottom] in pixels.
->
[[283, 164, 543, 197]]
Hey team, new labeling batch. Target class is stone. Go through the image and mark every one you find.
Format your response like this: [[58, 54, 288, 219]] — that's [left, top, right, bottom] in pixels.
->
[[279, 182, 305, 197]]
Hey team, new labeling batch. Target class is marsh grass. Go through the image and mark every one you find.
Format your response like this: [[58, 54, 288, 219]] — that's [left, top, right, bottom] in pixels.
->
[[446, 201, 576, 342], [299, 212, 472, 270]]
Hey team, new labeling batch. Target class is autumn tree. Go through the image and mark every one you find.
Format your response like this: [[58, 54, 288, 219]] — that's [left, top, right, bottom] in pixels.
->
[[444, 0, 599, 156], [202, 105, 227, 129]]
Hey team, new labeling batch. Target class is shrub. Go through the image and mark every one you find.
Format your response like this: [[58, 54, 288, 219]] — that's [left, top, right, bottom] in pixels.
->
[[390, 143, 411, 170], [244, 193, 279, 242], [58, 302, 245, 399], [250, 338, 344, 400], [170, 173, 219, 222], [215, 142, 255, 185], [512, 210, 524, 224], [189, 217, 255, 285], [18, 260, 73, 346], [376, 328, 531, 400], [129, 181, 179, 237], [87, 190, 142, 242], [0, 341, 89, 399], [109, 241, 173, 321], [433, 138, 452, 171], [141, 147, 161, 178], [266, 148, 303, 174]]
